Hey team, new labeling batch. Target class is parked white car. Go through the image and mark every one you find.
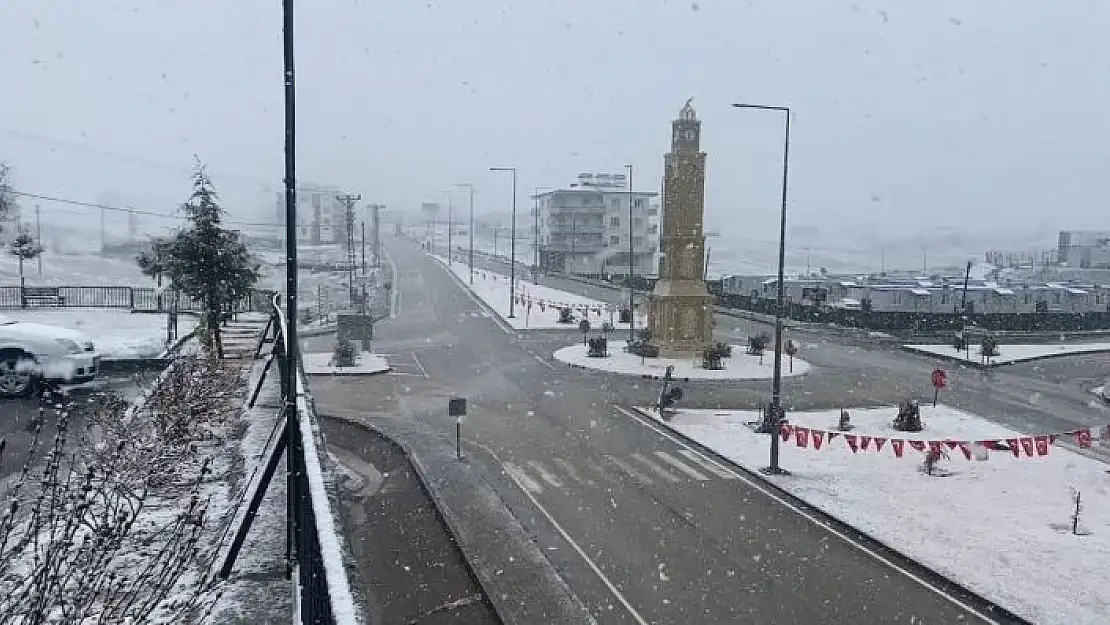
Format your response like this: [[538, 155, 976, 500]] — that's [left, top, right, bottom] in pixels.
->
[[0, 315, 101, 398]]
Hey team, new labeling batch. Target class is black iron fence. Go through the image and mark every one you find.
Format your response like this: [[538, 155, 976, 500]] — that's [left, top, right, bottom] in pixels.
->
[[0, 285, 275, 313], [220, 294, 356, 623]]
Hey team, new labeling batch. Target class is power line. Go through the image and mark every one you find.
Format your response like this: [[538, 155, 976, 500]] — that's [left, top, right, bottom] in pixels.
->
[[9, 189, 283, 229]]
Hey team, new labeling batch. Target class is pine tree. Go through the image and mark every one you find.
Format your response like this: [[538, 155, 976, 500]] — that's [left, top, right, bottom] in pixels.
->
[[10, 231, 42, 286], [0, 163, 16, 232], [158, 162, 260, 358]]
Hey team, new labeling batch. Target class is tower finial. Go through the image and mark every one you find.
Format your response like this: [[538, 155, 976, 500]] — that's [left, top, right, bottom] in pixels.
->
[[679, 97, 696, 120]]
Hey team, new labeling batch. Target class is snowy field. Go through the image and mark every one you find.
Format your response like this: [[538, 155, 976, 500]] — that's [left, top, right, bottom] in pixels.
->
[[0, 250, 153, 287], [554, 342, 809, 380], [0, 308, 194, 358], [432, 254, 645, 330], [652, 404, 1110, 625], [905, 341, 1110, 366]]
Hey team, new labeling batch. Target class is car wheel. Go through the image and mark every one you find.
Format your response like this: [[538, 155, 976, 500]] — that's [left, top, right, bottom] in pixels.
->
[[0, 350, 39, 399]]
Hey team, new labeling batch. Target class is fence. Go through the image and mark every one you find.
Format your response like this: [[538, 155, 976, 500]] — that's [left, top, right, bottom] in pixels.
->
[[220, 294, 357, 624], [0, 285, 275, 313]]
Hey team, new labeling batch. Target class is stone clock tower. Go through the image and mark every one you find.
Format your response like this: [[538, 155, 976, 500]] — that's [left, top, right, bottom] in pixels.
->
[[647, 99, 715, 356]]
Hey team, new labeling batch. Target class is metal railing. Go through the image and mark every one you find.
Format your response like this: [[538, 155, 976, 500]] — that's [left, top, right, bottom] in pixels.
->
[[0, 285, 275, 312], [220, 294, 357, 624]]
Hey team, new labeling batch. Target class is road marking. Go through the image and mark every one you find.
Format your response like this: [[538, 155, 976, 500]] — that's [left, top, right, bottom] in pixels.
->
[[411, 352, 429, 379], [501, 459, 651, 625], [612, 406, 1002, 625], [654, 450, 709, 481], [532, 353, 555, 370], [552, 457, 587, 484], [526, 461, 564, 489], [503, 462, 544, 495], [604, 455, 654, 485], [628, 452, 682, 483], [677, 448, 739, 479]]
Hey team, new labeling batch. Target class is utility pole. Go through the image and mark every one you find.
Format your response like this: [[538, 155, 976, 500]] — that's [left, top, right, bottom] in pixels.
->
[[360, 220, 366, 276], [455, 183, 475, 284], [99, 206, 105, 252], [626, 163, 635, 342], [35, 205, 42, 277], [336, 193, 361, 310], [444, 191, 454, 265]]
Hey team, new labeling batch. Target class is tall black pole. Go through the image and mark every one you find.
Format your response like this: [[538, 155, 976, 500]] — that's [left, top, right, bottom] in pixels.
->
[[456, 183, 475, 285], [627, 164, 635, 342], [733, 102, 791, 475], [446, 191, 453, 266], [281, 0, 299, 573], [360, 220, 366, 276]]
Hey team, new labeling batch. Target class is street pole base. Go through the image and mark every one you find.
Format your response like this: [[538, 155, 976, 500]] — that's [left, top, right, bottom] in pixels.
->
[[760, 465, 791, 476]]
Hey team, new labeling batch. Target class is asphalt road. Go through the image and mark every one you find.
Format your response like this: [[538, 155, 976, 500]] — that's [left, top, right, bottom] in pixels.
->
[[302, 236, 1053, 624]]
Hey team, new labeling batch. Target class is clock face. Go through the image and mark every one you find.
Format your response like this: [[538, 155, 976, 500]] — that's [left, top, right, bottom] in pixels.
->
[[683, 128, 696, 141]]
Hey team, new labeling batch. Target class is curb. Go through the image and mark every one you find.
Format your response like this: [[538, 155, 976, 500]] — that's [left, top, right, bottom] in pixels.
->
[[624, 405, 1033, 625], [900, 344, 1110, 369], [317, 414, 596, 625]]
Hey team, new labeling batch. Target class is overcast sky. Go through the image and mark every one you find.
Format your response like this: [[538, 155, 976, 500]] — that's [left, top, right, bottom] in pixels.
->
[[1, 0, 1107, 268]]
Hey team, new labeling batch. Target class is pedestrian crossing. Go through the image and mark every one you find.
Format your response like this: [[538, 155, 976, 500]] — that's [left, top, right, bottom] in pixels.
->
[[503, 447, 740, 495]]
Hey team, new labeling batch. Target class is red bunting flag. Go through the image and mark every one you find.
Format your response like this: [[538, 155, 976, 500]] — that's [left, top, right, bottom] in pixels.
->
[[844, 434, 859, 453], [945, 440, 961, 450], [957, 442, 972, 461], [1020, 438, 1036, 457], [908, 440, 926, 452], [1034, 435, 1050, 456], [779, 423, 793, 442], [827, 432, 840, 442], [860, 436, 872, 451], [1076, 429, 1092, 449], [928, 441, 944, 455], [1005, 439, 1021, 457], [795, 426, 810, 448], [873, 437, 886, 452], [812, 431, 825, 450], [891, 439, 905, 458]]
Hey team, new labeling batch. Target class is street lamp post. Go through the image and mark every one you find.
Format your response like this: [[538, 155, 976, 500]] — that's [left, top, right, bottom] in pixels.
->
[[455, 183, 475, 284], [443, 190, 453, 266], [732, 102, 791, 476], [626, 163, 635, 342], [490, 167, 517, 318]]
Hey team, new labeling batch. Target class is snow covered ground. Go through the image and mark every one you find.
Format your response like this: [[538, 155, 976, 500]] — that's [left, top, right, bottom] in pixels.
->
[[0, 308, 194, 358], [431, 254, 646, 331], [303, 351, 390, 375], [905, 341, 1110, 366], [651, 404, 1110, 625], [0, 250, 153, 287], [554, 342, 809, 380]]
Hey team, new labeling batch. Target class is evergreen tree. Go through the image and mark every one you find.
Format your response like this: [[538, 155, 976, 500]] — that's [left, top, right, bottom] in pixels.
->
[[159, 162, 260, 358], [136, 237, 172, 309], [10, 231, 42, 284], [0, 163, 16, 232]]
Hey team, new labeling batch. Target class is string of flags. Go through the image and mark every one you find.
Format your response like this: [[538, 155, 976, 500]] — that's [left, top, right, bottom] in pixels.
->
[[474, 270, 631, 316], [777, 422, 1110, 461]]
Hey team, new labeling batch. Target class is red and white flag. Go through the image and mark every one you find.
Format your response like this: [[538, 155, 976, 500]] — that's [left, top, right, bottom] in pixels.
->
[[812, 430, 826, 450], [1005, 438, 1022, 457], [1075, 429, 1093, 449], [873, 437, 886, 452], [956, 442, 972, 461], [1034, 435, 1050, 456], [1019, 438, 1036, 457], [779, 423, 793, 442], [844, 434, 859, 453], [860, 436, 872, 451], [908, 440, 926, 452], [891, 439, 905, 458], [795, 426, 809, 448]]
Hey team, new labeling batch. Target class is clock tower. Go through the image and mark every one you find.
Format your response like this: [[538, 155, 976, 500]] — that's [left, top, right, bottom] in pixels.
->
[[647, 99, 715, 356]]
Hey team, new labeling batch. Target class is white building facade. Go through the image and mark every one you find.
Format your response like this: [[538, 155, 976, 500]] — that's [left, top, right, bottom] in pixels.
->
[[535, 173, 659, 277], [275, 183, 349, 245]]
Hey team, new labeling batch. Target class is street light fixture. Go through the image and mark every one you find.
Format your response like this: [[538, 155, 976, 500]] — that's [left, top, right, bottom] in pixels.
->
[[443, 190, 454, 266], [626, 163, 635, 343], [732, 101, 791, 476], [490, 167, 517, 318], [454, 183, 475, 284]]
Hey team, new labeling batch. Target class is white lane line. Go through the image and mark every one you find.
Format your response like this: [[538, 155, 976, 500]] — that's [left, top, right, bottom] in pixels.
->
[[677, 448, 739, 479], [628, 452, 683, 483], [526, 461, 564, 489], [532, 353, 556, 370], [612, 406, 1002, 625], [502, 456, 649, 625], [604, 455, 654, 485], [503, 462, 544, 495], [552, 457, 587, 484], [654, 450, 709, 481], [411, 352, 430, 379]]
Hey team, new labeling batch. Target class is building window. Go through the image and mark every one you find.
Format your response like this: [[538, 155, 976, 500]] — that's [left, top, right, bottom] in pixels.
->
[[633, 218, 643, 228], [610, 235, 620, 245], [634, 198, 646, 209], [648, 225, 658, 234], [610, 198, 620, 209], [610, 216, 620, 227]]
